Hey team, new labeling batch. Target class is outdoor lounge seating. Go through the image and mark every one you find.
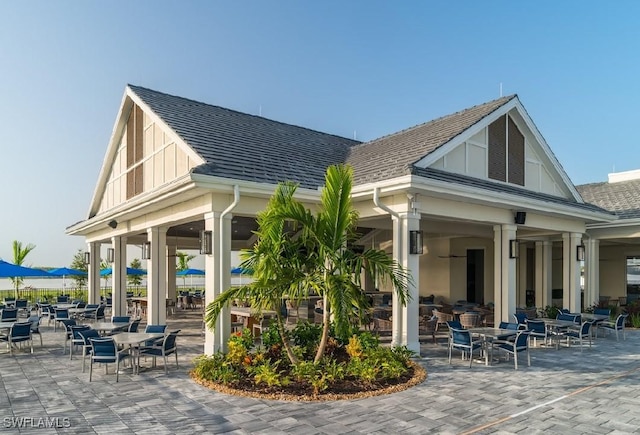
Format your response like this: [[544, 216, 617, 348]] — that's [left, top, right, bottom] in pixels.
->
[[88, 337, 129, 382], [78, 329, 101, 373], [459, 312, 481, 329], [495, 330, 530, 369], [448, 327, 483, 367], [1, 308, 18, 322], [69, 325, 92, 359], [54, 308, 70, 331], [433, 309, 454, 331], [598, 314, 628, 340], [0, 321, 33, 355], [27, 315, 43, 347]]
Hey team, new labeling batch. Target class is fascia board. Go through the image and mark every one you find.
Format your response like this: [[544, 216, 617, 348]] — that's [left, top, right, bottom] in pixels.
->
[[410, 176, 616, 222], [191, 173, 322, 203], [586, 218, 640, 229], [351, 175, 414, 198], [413, 98, 518, 169]]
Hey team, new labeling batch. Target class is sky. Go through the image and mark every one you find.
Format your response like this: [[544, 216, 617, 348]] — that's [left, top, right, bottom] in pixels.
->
[[1, 1, 639, 267]]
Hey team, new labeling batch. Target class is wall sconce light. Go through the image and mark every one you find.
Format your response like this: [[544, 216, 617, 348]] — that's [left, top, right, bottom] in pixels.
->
[[200, 230, 213, 255], [509, 239, 519, 258], [107, 220, 118, 229], [141, 242, 151, 260], [83, 252, 91, 265], [409, 230, 423, 255], [514, 211, 527, 225], [106, 248, 115, 263], [577, 245, 585, 262]]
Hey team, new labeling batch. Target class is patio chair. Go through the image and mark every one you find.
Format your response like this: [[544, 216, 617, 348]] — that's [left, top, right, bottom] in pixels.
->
[[513, 312, 528, 326], [618, 296, 627, 308], [1, 308, 18, 322], [446, 320, 463, 330], [15, 299, 28, 316], [69, 325, 92, 359], [459, 312, 481, 329], [78, 329, 101, 373], [60, 319, 77, 354], [495, 330, 530, 370], [128, 319, 141, 333], [432, 309, 454, 332], [43, 305, 56, 325], [57, 296, 69, 304], [598, 314, 628, 341], [88, 337, 129, 382], [27, 315, 43, 347], [564, 321, 593, 351], [53, 308, 70, 332], [448, 327, 483, 368], [525, 319, 548, 347], [285, 300, 300, 325], [79, 304, 99, 321], [143, 324, 167, 347], [0, 321, 33, 355], [419, 315, 438, 343], [138, 330, 180, 374]]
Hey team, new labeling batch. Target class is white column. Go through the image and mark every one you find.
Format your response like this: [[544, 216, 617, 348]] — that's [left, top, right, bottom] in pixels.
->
[[87, 242, 101, 305], [494, 225, 517, 324], [111, 236, 127, 317], [535, 241, 553, 309], [585, 238, 599, 309], [562, 232, 582, 312], [218, 214, 233, 353], [400, 213, 420, 355], [493, 226, 502, 323], [204, 212, 221, 354], [518, 241, 527, 307], [166, 244, 177, 304], [391, 216, 404, 347], [146, 227, 167, 325]]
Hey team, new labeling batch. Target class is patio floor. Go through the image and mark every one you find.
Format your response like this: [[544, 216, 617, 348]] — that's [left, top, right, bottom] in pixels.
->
[[1, 312, 639, 434]]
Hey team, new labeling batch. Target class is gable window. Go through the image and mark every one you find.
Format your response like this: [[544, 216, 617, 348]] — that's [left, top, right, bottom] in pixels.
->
[[126, 105, 145, 199], [487, 114, 525, 186]]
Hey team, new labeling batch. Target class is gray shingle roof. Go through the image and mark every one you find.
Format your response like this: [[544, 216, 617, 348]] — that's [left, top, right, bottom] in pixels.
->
[[576, 179, 640, 219], [129, 85, 360, 189], [416, 167, 612, 215], [346, 95, 516, 185]]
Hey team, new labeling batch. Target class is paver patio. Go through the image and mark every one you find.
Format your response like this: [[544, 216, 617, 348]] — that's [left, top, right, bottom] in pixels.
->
[[1, 312, 639, 434]]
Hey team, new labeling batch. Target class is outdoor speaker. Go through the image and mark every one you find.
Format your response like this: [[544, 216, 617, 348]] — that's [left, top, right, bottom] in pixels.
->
[[514, 211, 526, 225]]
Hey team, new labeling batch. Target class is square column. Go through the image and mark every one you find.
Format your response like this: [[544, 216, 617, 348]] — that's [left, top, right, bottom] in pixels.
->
[[87, 242, 101, 305], [390, 216, 404, 347], [400, 213, 420, 355], [146, 227, 167, 325], [166, 245, 177, 305], [493, 224, 517, 324], [585, 239, 599, 308], [535, 241, 553, 309], [111, 236, 127, 317], [562, 232, 582, 312]]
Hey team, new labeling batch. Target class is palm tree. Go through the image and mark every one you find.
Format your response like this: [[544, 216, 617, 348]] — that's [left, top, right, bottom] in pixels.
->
[[176, 251, 196, 287], [10, 240, 36, 298], [206, 164, 409, 364], [128, 258, 143, 289]]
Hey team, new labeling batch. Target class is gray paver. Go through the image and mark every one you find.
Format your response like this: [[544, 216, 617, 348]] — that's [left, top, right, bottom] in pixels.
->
[[1, 311, 640, 434]]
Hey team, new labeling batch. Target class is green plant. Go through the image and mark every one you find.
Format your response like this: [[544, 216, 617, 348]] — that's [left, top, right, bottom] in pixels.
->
[[226, 340, 248, 366], [543, 305, 559, 319], [346, 335, 364, 359], [192, 354, 241, 384], [291, 321, 322, 357], [261, 323, 282, 349], [252, 360, 288, 387], [229, 328, 254, 351], [629, 313, 640, 328]]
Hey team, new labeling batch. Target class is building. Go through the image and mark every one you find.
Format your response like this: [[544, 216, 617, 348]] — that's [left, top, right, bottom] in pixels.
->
[[67, 85, 623, 355]]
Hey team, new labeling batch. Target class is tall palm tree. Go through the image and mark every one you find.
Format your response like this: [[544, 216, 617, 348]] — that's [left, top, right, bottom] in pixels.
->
[[10, 240, 36, 298], [206, 164, 409, 363]]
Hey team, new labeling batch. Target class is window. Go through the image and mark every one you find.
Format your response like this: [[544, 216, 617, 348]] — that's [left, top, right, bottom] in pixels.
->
[[627, 256, 640, 302]]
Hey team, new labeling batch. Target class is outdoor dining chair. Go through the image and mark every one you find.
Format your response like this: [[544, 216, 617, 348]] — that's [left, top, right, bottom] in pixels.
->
[[27, 315, 43, 347], [143, 324, 167, 347], [1, 308, 18, 322], [448, 327, 483, 368], [525, 319, 548, 347], [597, 314, 628, 341], [494, 330, 530, 370], [0, 321, 33, 355], [53, 308, 70, 332], [138, 330, 180, 374], [69, 325, 92, 359], [564, 321, 593, 351], [78, 329, 101, 373], [88, 337, 129, 382], [127, 319, 141, 333]]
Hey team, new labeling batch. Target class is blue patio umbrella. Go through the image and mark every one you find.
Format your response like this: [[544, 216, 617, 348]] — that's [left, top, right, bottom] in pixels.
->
[[100, 267, 147, 276], [231, 267, 252, 275], [48, 267, 87, 291], [176, 268, 205, 276], [0, 260, 52, 278]]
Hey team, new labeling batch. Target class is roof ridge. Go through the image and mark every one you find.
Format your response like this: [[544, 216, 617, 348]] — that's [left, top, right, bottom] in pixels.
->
[[127, 84, 361, 145], [353, 94, 516, 148]]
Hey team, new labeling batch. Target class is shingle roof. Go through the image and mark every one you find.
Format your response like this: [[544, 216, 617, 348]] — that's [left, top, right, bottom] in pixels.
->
[[128, 85, 360, 189], [416, 167, 612, 215], [346, 95, 516, 185], [576, 179, 640, 219]]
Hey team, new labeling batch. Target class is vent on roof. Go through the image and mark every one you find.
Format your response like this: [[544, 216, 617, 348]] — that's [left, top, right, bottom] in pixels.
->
[[608, 169, 640, 183]]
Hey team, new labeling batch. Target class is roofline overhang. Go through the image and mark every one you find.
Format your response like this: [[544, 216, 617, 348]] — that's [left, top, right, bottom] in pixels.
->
[[585, 217, 640, 230], [352, 174, 616, 223]]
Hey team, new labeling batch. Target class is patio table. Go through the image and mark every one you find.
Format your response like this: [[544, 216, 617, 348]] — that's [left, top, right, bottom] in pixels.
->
[[111, 332, 165, 374], [468, 327, 517, 366], [542, 319, 578, 349], [91, 322, 131, 335], [580, 313, 609, 322], [54, 303, 78, 310]]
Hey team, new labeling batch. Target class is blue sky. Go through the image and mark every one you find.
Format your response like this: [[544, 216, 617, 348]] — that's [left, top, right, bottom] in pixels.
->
[[1, 1, 639, 267]]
